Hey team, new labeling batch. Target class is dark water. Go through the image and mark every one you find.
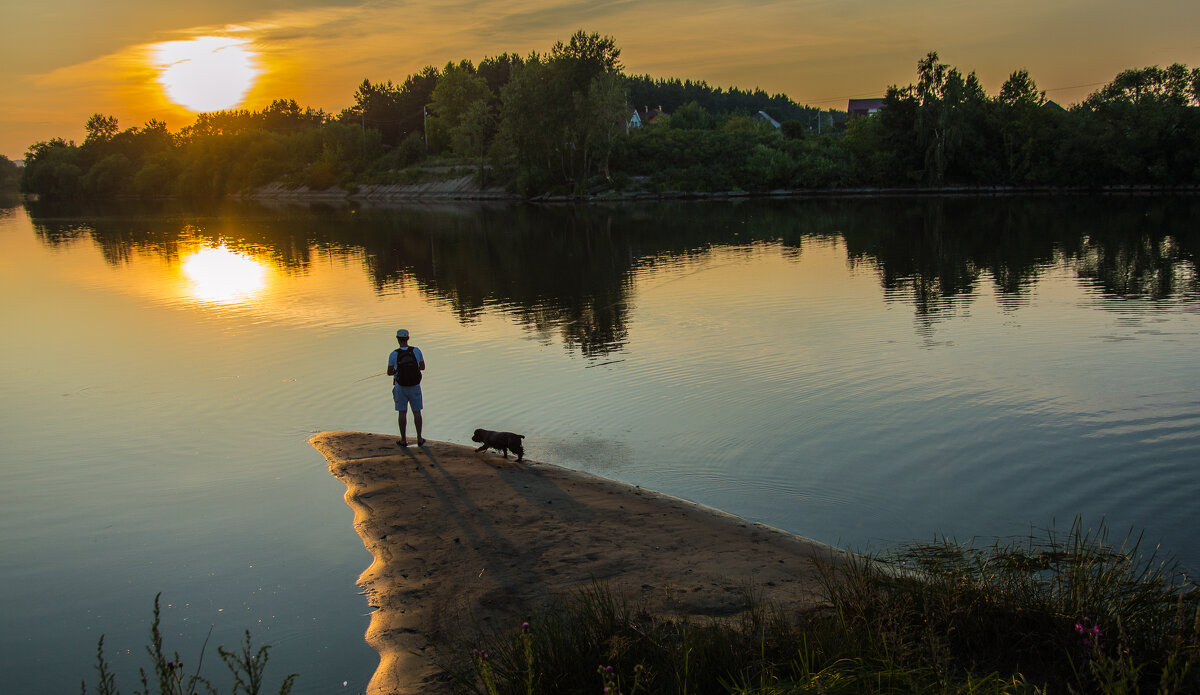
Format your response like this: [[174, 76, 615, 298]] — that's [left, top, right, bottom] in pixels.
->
[[2, 195, 1198, 693]]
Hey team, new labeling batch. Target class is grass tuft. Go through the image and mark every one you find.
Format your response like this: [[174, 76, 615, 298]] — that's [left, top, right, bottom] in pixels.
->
[[446, 519, 1198, 694]]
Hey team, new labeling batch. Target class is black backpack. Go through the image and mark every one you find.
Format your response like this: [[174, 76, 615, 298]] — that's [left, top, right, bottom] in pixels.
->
[[393, 348, 421, 386]]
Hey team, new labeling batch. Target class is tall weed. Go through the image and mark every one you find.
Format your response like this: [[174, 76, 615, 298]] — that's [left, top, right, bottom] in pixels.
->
[[81, 594, 296, 695]]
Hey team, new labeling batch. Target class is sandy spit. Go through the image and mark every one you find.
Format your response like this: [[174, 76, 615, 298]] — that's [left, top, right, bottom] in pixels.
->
[[311, 431, 846, 694]]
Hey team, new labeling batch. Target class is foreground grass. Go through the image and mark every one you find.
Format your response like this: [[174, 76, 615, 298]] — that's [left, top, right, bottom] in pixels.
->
[[449, 521, 1198, 694], [82, 594, 296, 695]]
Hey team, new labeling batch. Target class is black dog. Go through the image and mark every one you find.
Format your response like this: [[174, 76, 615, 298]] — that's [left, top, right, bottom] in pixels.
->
[[471, 428, 526, 462]]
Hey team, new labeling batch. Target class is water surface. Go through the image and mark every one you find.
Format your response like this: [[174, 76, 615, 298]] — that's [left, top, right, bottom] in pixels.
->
[[2, 195, 1198, 693]]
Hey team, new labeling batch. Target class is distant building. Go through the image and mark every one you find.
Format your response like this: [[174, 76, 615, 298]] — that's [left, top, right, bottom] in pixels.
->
[[628, 106, 666, 131], [847, 98, 885, 119], [752, 110, 782, 129]]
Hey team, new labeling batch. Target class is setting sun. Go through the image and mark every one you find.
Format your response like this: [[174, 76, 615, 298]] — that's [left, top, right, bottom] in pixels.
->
[[153, 37, 260, 113], [181, 245, 269, 303]]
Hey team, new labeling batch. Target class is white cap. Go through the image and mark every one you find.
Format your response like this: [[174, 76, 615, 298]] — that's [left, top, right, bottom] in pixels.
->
[[396, 329, 409, 338]]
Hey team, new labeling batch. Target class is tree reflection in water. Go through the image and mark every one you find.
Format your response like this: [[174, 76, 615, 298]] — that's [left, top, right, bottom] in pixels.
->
[[26, 195, 1200, 356]]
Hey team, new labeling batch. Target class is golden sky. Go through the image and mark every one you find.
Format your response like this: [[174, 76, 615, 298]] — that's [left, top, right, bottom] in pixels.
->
[[3, 0, 1198, 160]]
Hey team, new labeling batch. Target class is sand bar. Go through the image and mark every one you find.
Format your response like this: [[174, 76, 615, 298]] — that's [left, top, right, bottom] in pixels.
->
[[311, 431, 847, 694]]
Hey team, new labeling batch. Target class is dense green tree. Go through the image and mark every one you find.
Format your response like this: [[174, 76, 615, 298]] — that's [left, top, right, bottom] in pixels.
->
[[80, 153, 133, 196], [668, 101, 712, 130], [841, 112, 892, 184], [121, 120, 175, 157], [909, 51, 994, 184], [21, 138, 82, 197], [83, 114, 119, 145], [575, 71, 629, 179], [429, 60, 494, 157], [498, 31, 628, 193], [1071, 63, 1200, 184], [874, 52, 1026, 185], [0, 154, 20, 189], [997, 69, 1044, 109], [551, 30, 622, 92], [387, 132, 429, 170], [80, 114, 121, 172], [396, 67, 443, 145], [995, 70, 1049, 183], [454, 100, 495, 183], [343, 78, 399, 142], [133, 155, 176, 198], [260, 99, 327, 134], [780, 120, 805, 140], [1087, 64, 1197, 107], [477, 53, 525, 102], [178, 109, 256, 139], [341, 67, 440, 147], [496, 55, 559, 191]]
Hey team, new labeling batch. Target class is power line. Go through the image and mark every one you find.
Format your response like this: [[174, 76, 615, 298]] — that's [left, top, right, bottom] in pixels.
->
[[802, 90, 890, 105], [1043, 80, 1108, 93]]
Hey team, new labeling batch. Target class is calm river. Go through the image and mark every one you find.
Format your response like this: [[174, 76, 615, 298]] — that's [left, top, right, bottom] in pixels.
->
[[2, 194, 1198, 693]]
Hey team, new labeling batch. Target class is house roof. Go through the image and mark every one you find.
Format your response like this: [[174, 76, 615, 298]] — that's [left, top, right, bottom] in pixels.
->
[[847, 98, 885, 112], [753, 110, 781, 128]]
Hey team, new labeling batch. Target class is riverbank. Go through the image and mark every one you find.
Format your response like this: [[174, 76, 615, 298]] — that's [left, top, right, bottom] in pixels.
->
[[235, 178, 1200, 205], [310, 431, 846, 694], [242, 179, 519, 202]]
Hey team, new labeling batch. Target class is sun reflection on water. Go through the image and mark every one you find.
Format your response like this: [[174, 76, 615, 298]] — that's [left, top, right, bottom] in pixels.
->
[[181, 245, 269, 303]]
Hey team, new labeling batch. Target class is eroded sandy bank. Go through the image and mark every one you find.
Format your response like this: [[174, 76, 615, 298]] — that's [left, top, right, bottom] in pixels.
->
[[311, 431, 846, 694]]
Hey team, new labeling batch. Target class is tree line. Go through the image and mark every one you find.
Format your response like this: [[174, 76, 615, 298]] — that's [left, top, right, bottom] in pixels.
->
[[846, 54, 1200, 187], [18, 33, 1200, 200]]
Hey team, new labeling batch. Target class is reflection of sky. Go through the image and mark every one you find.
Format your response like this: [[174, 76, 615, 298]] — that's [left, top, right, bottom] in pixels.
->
[[43, 219, 499, 341]]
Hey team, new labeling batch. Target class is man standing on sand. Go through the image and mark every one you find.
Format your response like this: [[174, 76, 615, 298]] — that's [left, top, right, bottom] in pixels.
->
[[387, 329, 426, 447]]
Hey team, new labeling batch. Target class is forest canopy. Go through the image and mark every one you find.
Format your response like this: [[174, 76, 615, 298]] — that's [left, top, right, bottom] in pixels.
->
[[19, 33, 1200, 200]]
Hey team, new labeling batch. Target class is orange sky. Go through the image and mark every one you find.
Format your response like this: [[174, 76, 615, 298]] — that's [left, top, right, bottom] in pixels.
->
[[3, 0, 1199, 160]]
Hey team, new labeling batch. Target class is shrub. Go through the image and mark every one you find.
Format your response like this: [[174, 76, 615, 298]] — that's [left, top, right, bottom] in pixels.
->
[[303, 160, 339, 190], [391, 132, 429, 169], [133, 161, 173, 198]]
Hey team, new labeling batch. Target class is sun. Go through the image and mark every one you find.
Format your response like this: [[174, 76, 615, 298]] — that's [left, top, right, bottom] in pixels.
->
[[153, 37, 260, 113]]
